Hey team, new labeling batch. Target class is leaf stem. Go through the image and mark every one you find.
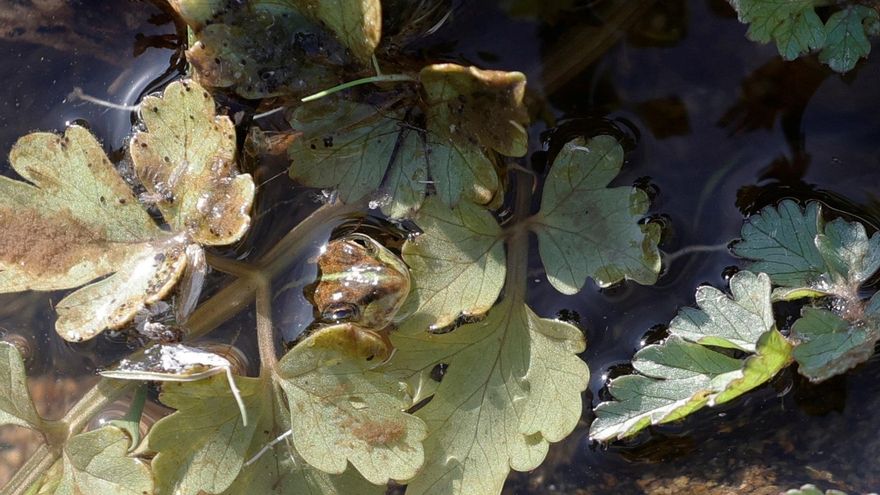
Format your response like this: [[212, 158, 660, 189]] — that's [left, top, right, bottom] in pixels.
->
[[1, 444, 54, 495], [300, 74, 416, 102], [504, 168, 535, 304]]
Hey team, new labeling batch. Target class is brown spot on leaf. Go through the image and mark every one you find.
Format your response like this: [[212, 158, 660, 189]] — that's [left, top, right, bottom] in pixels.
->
[[349, 417, 406, 447]]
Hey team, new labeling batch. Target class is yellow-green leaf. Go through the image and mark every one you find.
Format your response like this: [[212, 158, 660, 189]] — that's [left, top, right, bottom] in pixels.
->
[[295, 0, 382, 62], [0, 343, 41, 430]]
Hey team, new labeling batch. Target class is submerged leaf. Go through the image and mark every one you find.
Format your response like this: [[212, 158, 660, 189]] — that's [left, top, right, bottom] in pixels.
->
[[399, 197, 506, 331], [784, 484, 849, 495], [0, 79, 253, 341], [590, 271, 792, 441], [385, 299, 588, 495], [0, 343, 41, 430], [295, 0, 382, 62], [531, 136, 661, 293], [277, 324, 427, 484], [44, 426, 153, 495]]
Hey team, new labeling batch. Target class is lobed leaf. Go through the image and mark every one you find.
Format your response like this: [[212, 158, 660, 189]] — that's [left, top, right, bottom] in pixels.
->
[[531, 135, 661, 293], [0, 343, 41, 430], [294, 0, 382, 63], [40, 426, 153, 495], [277, 324, 427, 485], [729, 0, 825, 60], [818, 6, 879, 73], [399, 197, 506, 331], [385, 299, 588, 495], [590, 271, 792, 441]]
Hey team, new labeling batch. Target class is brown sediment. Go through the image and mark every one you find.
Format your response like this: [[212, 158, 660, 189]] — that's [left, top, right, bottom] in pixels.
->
[[0, 207, 106, 278]]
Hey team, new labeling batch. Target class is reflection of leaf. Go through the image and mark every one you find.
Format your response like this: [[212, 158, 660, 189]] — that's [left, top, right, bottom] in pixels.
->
[[386, 298, 588, 494], [791, 295, 880, 382], [0, 343, 41, 430], [590, 272, 792, 441], [0, 80, 253, 341], [399, 197, 505, 331], [288, 63, 528, 218], [531, 136, 661, 293], [818, 6, 879, 73], [40, 426, 153, 495], [277, 324, 427, 484]]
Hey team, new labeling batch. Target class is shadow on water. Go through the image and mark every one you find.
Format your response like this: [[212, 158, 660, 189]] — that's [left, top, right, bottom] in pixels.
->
[[2, 0, 880, 493]]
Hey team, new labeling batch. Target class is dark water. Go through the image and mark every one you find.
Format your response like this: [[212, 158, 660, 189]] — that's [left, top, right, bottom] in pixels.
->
[[1, 0, 880, 493]]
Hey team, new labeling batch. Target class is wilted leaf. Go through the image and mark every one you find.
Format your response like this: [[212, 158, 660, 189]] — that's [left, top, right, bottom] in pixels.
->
[[173, 1, 349, 99], [47, 426, 152, 495], [531, 136, 661, 293], [295, 0, 382, 62], [729, 0, 825, 60], [791, 294, 880, 382], [0, 80, 253, 342], [277, 324, 427, 484], [399, 197, 506, 331], [590, 271, 793, 441], [733, 200, 824, 289], [0, 343, 41, 430], [818, 6, 878, 73], [385, 298, 588, 495]]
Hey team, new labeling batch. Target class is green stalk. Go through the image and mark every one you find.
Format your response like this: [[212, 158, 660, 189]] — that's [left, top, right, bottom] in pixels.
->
[[300, 74, 416, 102]]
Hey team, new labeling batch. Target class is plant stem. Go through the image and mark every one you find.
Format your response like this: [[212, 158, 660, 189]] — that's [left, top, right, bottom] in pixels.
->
[[300, 74, 416, 102], [504, 168, 535, 304], [1, 445, 54, 495]]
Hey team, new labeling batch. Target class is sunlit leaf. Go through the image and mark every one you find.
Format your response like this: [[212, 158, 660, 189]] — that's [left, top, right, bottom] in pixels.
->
[[0, 80, 253, 342], [277, 324, 427, 484], [399, 197, 506, 331], [733, 200, 825, 290], [791, 293, 880, 382], [385, 298, 588, 495], [814, 217, 880, 291], [590, 271, 793, 441], [44, 426, 152, 495], [818, 5, 878, 73], [531, 136, 661, 293], [0, 343, 41, 430], [784, 484, 849, 495]]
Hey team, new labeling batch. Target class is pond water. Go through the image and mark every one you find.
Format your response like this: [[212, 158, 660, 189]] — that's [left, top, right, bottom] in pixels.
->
[[1, 0, 880, 493]]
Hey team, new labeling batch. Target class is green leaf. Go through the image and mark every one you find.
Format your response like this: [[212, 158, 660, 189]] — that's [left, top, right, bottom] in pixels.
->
[[385, 298, 588, 495], [733, 200, 825, 289], [815, 217, 880, 290], [399, 197, 506, 331], [0, 79, 253, 342], [729, 0, 825, 60], [277, 324, 428, 484], [45, 426, 152, 495], [590, 271, 793, 441], [531, 136, 661, 293], [294, 0, 382, 62], [791, 295, 880, 382], [819, 6, 878, 73], [0, 343, 41, 430]]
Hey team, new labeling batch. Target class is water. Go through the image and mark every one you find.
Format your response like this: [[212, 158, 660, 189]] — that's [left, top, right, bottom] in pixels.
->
[[1, 0, 880, 493]]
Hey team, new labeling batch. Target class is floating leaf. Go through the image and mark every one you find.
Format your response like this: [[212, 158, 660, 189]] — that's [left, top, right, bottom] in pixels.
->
[[277, 324, 427, 484], [729, 0, 825, 60], [818, 6, 878, 73], [399, 197, 506, 331], [814, 217, 880, 292], [733, 200, 825, 290], [41, 426, 153, 495], [590, 271, 793, 441], [784, 484, 849, 495], [531, 136, 661, 293], [295, 0, 382, 63], [0, 343, 41, 430], [385, 298, 588, 495], [0, 79, 253, 342], [173, 1, 349, 99], [791, 294, 880, 382]]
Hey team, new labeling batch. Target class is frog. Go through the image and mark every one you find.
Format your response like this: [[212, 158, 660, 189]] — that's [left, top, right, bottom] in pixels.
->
[[304, 233, 411, 361]]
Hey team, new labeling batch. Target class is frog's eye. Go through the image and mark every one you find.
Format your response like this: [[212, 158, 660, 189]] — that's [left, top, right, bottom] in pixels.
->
[[322, 302, 361, 323], [345, 233, 379, 256]]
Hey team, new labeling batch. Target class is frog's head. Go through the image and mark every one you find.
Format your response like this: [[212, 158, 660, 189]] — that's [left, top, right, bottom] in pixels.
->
[[309, 233, 411, 329]]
